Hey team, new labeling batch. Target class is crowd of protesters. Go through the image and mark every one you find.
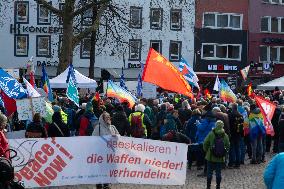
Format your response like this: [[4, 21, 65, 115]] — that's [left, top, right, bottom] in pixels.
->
[[1, 87, 284, 189]]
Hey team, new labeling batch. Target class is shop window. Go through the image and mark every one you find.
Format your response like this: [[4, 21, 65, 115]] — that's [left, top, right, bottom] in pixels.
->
[[170, 9, 182, 31], [150, 8, 163, 30], [130, 7, 142, 29], [15, 1, 29, 24], [14, 35, 29, 57], [36, 35, 51, 57], [129, 39, 142, 61], [169, 41, 182, 61]]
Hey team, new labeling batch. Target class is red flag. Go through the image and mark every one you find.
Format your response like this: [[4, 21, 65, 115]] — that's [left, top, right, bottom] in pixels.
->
[[255, 95, 276, 136], [204, 88, 212, 99], [142, 48, 193, 98], [30, 72, 35, 88], [0, 91, 16, 117]]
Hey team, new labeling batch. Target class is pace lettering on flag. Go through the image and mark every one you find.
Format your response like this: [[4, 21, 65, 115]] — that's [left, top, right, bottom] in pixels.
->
[[143, 49, 193, 98]]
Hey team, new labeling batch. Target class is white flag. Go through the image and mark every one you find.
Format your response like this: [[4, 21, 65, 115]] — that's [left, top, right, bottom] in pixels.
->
[[213, 75, 220, 91], [23, 78, 41, 97]]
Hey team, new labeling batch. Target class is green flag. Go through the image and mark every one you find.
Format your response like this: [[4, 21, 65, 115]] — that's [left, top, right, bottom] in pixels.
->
[[66, 76, 79, 107]]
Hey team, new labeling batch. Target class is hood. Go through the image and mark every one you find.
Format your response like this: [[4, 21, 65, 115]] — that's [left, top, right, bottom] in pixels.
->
[[213, 127, 225, 136], [99, 114, 109, 128]]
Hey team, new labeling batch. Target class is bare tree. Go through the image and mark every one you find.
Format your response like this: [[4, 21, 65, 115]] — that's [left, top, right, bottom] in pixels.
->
[[35, 0, 128, 75]]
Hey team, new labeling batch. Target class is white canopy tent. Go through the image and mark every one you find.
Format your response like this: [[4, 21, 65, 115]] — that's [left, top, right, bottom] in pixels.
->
[[257, 76, 284, 90], [50, 68, 97, 88]]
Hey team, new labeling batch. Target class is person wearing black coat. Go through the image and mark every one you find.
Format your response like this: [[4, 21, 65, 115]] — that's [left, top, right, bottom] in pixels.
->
[[111, 106, 130, 136], [25, 113, 47, 138], [48, 112, 70, 137]]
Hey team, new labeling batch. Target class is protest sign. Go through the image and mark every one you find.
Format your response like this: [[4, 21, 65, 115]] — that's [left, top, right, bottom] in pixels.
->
[[9, 136, 188, 188], [142, 82, 157, 99], [16, 97, 47, 120]]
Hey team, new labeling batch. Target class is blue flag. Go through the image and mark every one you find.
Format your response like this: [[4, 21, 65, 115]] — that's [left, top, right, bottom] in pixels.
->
[[0, 68, 27, 99], [41, 64, 54, 102], [66, 65, 79, 107], [120, 67, 127, 90], [137, 73, 143, 98]]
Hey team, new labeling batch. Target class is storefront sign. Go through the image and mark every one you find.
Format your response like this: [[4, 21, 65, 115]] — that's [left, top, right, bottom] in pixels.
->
[[128, 63, 141, 69], [36, 60, 59, 67], [208, 64, 238, 71]]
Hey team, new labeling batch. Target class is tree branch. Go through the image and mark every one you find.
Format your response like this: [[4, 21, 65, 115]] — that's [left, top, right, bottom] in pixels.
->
[[34, 0, 62, 16], [72, 0, 111, 18], [72, 3, 108, 47]]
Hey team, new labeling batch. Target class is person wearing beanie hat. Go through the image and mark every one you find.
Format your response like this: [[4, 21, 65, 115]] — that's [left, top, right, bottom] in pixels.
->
[[203, 120, 230, 189], [78, 102, 98, 136]]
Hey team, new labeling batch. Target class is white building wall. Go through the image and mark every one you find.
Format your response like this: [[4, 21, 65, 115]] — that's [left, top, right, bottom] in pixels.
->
[[0, 0, 195, 77]]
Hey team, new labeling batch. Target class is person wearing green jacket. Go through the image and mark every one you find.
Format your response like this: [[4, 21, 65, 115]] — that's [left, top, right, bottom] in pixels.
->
[[203, 120, 230, 189]]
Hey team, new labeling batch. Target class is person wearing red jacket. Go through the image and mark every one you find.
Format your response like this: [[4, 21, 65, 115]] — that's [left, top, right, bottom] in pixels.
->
[[0, 113, 9, 159]]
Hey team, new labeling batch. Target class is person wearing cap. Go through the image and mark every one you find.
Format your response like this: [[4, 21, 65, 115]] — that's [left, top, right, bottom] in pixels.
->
[[79, 102, 98, 136], [203, 120, 230, 189]]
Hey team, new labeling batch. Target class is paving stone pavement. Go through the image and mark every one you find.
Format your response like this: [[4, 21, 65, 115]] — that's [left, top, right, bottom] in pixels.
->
[[36, 153, 274, 189]]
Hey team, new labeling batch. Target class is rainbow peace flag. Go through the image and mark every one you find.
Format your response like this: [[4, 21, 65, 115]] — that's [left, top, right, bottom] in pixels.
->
[[41, 64, 53, 102], [107, 80, 137, 108], [219, 80, 237, 103]]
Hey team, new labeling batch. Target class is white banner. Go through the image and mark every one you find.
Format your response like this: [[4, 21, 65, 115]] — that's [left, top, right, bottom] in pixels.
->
[[9, 136, 188, 188]]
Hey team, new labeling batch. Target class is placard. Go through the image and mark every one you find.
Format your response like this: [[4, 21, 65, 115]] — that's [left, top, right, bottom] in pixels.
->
[[16, 97, 47, 120]]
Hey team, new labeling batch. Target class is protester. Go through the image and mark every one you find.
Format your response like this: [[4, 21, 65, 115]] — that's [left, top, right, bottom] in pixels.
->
[[48, 111, 70, 137], [111, 105, 129, 136], [203, 120, 230, 189], [178, 100, 192, 128], [263, 152, 284, 189], [0, 113, 9, 158], [128, 104, 151, 138], [25, 113, 47, 138], [160, 108, 179, 137], [79, 102, 98, 136], [92, 111, 120, 136], [278, 109, 284, 152]]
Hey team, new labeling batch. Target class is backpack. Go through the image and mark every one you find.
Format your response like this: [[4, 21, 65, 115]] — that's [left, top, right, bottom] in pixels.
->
[[130, 113, 145, 138], [211, 131, 226, 158]]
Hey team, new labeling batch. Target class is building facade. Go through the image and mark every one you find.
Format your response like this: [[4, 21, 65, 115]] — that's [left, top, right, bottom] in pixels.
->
[[194, 0, 249, 74], [248, 0, 284, 81], [0, 0, 195, 80]]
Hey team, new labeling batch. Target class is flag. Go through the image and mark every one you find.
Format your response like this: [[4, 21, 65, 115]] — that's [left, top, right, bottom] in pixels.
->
[[255, 95, 276, 136], [26, 56, 35, 87], [240, 65, 250, 80], [0, 95, 4, 107], [23, 78, 41, 98], [0, 68, 27, 99], [120, 67, 128, 90], [41, 64, 53, 102], [219, 80, 237, 103], [107, 80, 137, 108], [0, 91, 16, 116], [137, 73, 143, 98], [66, 64, 77, 84], [179, 57, 199, 89], [213, 75, 220, 91], [66, 73, 79, 107], [247, 82, 254, 97], [93, 92, 101, 103], [142, 48, 193, 98], [204, 88, 212, 99]]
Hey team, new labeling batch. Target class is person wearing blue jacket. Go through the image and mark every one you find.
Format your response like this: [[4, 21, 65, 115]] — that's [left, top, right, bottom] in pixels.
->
[[263, 152, 284, 189]]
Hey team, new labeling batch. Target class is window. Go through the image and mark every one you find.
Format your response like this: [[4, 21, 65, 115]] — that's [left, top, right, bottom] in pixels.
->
[[150, 8, 163, 30], [204, 13, 215, 27], [271, 0, 280, 3], [259, 46, 284, 63], [36, 35, 51, 57], [14, 35, 28, 57], [281, 18, 284, 32], [201, 43, 242, 61], [80, 38, 91, 59], [15, 1, 29, 24], [59, 3, 65, 25], [261, 17, 269, 32], [280, 47, 284, 62], [260, 46, 268, 62], [129, 39, 142, 61], [170, 9, 182, 31], [37, 3, 51, 25], [130, 7, 142, 29], [217, 14, 228, 27], [203, 12, 242, 29], [169, 41, 182, 61], [271, 17, 279, 32], [150, 40, 162, 54], [82, 9, 92, 26], [202, 44, 214, 58]]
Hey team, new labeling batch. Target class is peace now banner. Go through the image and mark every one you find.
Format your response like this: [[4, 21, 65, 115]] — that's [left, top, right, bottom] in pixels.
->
[[255, 95, 276, 136], [9, 136, 188, 188]]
